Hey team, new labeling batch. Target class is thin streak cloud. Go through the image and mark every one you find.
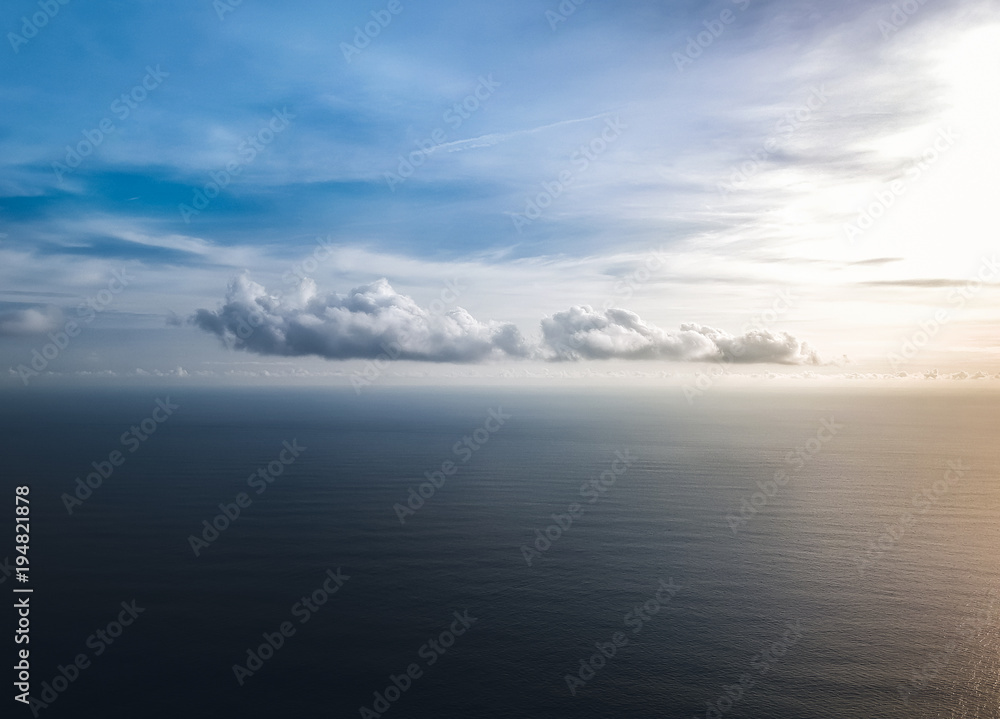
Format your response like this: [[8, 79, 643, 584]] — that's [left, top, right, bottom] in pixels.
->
[[429, 111, 619, 154]]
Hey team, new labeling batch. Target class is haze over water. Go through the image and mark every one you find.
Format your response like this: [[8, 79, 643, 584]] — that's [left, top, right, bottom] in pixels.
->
[[7, 386, 998, 718]]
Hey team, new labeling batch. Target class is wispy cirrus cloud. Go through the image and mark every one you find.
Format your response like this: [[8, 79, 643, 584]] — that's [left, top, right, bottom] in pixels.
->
[[428, 111, 620, 154]]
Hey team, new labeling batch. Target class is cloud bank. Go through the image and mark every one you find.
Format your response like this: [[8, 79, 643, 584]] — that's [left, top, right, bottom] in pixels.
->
[[193, 275, 822, 365], [193, 274, 532, 363], [542, 306, 821, 365]]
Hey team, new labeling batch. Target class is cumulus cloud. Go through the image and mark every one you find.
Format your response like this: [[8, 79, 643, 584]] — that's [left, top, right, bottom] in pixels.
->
[[193, 274, 533, 363], [0, 306, 63, 336], [193, 275, 823, 366], [541, 306, 821, 364]]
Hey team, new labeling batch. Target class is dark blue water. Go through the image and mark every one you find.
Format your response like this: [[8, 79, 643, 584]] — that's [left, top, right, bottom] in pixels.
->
[[2, 386, 998, 718]]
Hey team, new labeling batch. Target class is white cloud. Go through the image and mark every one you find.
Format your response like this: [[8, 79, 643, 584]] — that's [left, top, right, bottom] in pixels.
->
[[193, 274, 533, 363], [541, 306, 821, 364], [193, 275, 822, 365]]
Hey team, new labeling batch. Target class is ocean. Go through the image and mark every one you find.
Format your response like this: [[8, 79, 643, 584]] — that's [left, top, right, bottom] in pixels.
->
[[3, 386, 998, 718]]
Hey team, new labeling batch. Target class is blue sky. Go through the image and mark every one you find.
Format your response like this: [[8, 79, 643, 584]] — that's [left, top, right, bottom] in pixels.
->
[[2, 0, 999, 386]]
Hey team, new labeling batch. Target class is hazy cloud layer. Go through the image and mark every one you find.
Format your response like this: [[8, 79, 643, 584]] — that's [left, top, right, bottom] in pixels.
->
[[194, 276, 822, 365], [0, 306, 63, 336]]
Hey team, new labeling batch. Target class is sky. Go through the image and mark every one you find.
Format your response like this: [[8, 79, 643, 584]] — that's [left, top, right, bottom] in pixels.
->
[[1, 0, 999, 387]]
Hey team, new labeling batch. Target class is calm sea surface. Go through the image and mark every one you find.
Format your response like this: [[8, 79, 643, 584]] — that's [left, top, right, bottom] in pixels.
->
[[2, 386, 998, 718]]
